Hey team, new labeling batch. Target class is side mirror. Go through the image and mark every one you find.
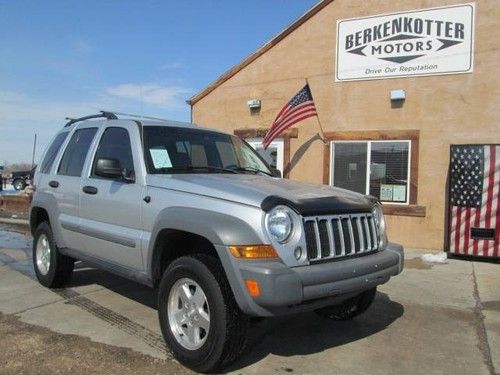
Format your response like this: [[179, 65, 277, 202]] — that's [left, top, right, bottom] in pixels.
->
[[94, 158, 124, 179], [270, 167, 282, 178]]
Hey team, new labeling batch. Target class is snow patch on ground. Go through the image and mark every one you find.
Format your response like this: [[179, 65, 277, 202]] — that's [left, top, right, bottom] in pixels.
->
[[421, 252, 448, 264]]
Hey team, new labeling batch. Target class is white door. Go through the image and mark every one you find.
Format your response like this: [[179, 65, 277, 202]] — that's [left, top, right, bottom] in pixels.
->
[[246, 138, 284, 176]]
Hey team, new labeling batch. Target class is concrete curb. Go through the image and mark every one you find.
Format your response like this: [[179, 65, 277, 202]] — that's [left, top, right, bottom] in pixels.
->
[[0, 217, 29, 226]]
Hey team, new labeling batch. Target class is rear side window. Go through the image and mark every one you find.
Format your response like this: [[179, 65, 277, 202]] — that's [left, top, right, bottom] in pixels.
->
[[91, 127, 134, 177], [39, 132, 69, 174], [58, 128, 97, 177]]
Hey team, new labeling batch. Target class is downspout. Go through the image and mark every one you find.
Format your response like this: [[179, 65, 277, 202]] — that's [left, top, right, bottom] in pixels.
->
[[186, 99, 193, 124]]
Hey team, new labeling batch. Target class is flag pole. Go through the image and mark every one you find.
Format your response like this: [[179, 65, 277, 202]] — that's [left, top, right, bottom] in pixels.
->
[[305, 78, 328, 144]]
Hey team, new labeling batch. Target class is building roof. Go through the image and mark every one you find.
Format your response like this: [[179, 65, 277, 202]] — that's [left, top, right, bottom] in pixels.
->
[[188, 0, 334, 105]]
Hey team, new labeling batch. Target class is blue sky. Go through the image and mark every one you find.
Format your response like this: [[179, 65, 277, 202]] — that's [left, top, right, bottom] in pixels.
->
[[0, 0, 318, 164]]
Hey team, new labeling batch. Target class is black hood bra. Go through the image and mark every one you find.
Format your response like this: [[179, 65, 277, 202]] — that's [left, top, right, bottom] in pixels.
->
[[261, 194, 376, 216]]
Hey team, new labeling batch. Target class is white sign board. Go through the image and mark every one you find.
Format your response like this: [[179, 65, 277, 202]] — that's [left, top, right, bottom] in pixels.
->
[[335, 3, 475, 81]]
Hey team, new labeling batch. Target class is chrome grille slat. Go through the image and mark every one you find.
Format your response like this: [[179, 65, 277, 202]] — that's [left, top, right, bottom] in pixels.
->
[[363, 216, 372, 250], [346, 219, 355, 254], [326, 219, 335, 258], [303, 213, 379, 262], [338, 218, 346, 256], [312, 220, 322, 261], [357, 217, 365, 251], [369, 216, 378, 248]]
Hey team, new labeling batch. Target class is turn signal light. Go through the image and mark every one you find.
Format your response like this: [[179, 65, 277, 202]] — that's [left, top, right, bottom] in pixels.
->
[[229, 245, 278, 259], [245, 279, 261, 297]]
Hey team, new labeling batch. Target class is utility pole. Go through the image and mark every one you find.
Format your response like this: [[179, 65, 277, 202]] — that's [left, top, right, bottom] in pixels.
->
[[31, 133, 37, 170]]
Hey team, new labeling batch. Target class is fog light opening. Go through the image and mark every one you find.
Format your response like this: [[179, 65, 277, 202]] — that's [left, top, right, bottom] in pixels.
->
[[294, 246, 303, 260]]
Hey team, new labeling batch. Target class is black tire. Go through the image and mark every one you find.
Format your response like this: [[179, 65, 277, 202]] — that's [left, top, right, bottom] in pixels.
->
[[158, 254, 248, 373], [12, 179, 26, 191], [33, 222, 74, 288], [315, 287, 377, 321]]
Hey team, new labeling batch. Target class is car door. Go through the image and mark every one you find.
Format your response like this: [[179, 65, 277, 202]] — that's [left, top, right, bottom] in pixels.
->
[[79, 123, 144, 270], [50, 126, 98, 251], [34, 130, 70, 246]]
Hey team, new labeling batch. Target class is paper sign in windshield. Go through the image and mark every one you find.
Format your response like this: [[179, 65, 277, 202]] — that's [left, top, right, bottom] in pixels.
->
[[150, 148, 172, 168]]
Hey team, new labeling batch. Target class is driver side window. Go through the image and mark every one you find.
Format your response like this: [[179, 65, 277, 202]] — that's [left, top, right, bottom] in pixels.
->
[[91, 127, 134, 179]]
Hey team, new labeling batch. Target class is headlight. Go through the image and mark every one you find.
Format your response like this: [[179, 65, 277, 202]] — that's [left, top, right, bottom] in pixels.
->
[[265, 205, 294, 243], [372, 203, 388, 248]]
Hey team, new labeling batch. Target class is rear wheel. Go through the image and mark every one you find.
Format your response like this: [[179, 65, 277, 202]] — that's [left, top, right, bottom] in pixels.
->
[[158, 254, 248, 373], [315, 287, 377, 321], [33, 222, 74, 288], [12, 178, 26, 191]]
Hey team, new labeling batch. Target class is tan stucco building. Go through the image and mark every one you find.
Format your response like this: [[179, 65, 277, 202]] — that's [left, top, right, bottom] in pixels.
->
[[188, 0, 499, 250]]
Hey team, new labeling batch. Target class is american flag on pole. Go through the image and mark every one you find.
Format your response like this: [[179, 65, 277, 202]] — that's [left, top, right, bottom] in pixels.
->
[[449, 144, 500, 258], [262, 84, 317, 149]]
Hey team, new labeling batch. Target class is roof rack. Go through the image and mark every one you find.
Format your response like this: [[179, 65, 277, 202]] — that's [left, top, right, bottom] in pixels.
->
[[105, 111, 169, 122], [64, 111, 118, 127]]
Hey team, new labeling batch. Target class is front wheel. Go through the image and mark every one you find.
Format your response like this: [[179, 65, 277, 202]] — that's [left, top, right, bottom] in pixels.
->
[[158, 255, 248, 373], [12, 179, 26, 191], [33, 222, 74, 288], [315, 287, 377, 321]]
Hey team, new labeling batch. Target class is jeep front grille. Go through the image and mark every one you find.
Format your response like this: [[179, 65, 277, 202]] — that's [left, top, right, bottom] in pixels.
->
[[303, 213, 379, 262]]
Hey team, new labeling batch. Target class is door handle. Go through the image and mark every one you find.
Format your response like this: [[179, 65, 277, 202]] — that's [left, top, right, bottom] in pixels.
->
[[48, 180, 59, 188], [82, 186, 98, 195]]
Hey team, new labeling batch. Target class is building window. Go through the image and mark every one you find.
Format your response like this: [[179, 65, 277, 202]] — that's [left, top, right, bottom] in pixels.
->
[[246, 138, 284, 175], [323, 130, 424, 217], [331, 140, 410, 204], [234, 128, 298, 178]]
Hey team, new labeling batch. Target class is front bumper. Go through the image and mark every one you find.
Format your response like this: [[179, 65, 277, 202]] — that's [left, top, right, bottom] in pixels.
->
[[216, 242, 404, 317]]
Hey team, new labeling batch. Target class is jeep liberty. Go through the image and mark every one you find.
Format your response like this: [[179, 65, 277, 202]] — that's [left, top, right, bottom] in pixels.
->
[[30, 112, 404, 372]]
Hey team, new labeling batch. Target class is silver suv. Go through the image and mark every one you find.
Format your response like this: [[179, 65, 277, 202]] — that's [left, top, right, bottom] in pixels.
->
[[30, 112, 404, 372]]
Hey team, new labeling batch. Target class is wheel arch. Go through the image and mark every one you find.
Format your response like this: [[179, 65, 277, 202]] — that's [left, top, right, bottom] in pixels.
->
[[150, 228, 219, 287], [148, 207, 264, 288], [30, 206, 50, 236]]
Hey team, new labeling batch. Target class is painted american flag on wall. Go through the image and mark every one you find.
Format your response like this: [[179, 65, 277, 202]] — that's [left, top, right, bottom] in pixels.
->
[[449, 144, 500, 258]]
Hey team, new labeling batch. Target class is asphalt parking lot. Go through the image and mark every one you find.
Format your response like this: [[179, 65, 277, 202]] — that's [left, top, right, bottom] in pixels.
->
[[0, 222, 498, 375]]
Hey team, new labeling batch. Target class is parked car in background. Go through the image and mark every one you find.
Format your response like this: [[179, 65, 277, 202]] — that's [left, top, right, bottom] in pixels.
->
[[11, 168, 35, 191]]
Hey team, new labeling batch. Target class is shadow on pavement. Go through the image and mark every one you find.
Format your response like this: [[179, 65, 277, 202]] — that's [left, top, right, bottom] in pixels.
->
[[227, 292, 404, 372], [69, 265, 158, 309], [68, 265, 404, 372]]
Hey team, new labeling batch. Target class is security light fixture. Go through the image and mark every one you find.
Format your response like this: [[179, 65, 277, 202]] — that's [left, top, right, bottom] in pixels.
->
[[247, 99, 261, 110], [390, 89, 406, 101]]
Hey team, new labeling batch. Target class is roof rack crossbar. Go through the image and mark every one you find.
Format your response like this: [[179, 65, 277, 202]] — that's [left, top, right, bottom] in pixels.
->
[[105, 111, 169, 122], [64, 111, 118, 127]]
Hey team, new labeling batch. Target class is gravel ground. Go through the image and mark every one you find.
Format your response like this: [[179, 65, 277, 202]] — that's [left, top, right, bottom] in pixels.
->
[[0, 312, 191, 375]]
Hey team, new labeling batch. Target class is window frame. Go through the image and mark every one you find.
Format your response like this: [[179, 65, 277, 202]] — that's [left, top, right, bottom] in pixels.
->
[[323, 130, 425, 217], [246, 137, 285, 176], [39, 131, 69, 174], [330, 139, 412, 205], [57, 127, 98, 177], [233, 127, 298, 178], [90, 126, 135, 181]]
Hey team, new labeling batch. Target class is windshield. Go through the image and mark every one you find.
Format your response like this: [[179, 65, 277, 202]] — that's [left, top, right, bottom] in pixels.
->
[[143, 126, 273, 175]]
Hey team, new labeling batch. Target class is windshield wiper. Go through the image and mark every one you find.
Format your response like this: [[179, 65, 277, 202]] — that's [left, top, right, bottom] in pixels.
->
[[159, 165, 238, 174], [229, 166, 273, 176]]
